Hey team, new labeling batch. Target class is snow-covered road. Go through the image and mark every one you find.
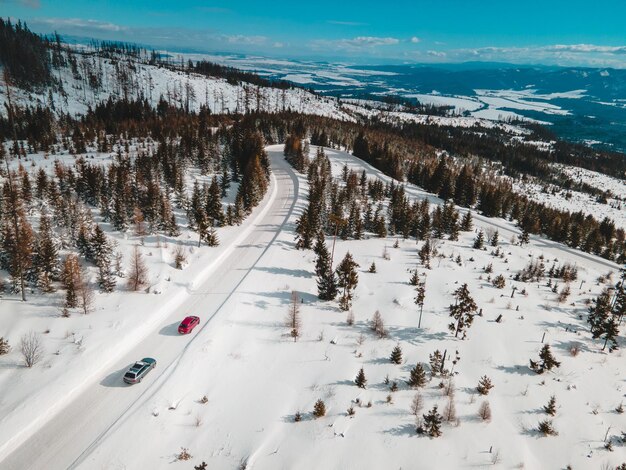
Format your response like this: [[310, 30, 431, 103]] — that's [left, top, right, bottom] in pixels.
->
[[1, 148, 299, 470]]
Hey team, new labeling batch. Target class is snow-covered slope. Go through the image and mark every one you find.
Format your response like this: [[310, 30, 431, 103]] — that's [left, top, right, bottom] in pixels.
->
[[4, 145, 621, 470], [0, 50, 352, 120]]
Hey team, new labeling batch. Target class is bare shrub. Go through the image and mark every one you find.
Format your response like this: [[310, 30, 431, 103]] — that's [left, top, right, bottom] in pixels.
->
[[478, 401, 492, 421], [176, 448, 192, 461], [411, 392, 424, 416], [346, 310, 355, 326], [20, 331, 43, 368], [370, 310, 386, 338], [173, 244, 187, 269], [443, 398, 457, 422], [76, 274, 95, 315], [0, 337, 10, 355], [569, 343, 581, 357], [194, 415, 203, 427]]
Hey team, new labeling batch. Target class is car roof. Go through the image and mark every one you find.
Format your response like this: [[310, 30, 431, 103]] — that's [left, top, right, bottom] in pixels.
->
[[182, 316, 198, 322]]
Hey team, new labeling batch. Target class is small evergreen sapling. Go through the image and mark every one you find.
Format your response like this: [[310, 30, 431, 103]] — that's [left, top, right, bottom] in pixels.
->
[[544, 395, 557, 416], [476, 375, 494, 395], [537, 419, 558, 436], [355, 368, 367, 388], [407, 363, 427, 388], [390, 344, 403, 364], [368, 261, 377, 273], [530, 344, 561, 374], [473, 230, 485, 249], [313, 399, 326, 418], [421, 405, 443, 437]]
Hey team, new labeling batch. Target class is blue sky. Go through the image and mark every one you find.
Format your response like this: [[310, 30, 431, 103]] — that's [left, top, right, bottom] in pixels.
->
[[3, 0, 626, 66]]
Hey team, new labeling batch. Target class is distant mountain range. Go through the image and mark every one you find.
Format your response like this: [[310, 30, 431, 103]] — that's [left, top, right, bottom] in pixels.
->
[[205, 55, 626, 152]]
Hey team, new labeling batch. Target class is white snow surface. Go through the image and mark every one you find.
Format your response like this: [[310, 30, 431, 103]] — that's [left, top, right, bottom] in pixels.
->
[[1, 146, 623, 469]]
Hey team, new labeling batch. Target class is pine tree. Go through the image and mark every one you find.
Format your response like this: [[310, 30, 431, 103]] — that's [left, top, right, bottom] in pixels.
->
[[448, 283, 478, 339], [473, 229, 485, 249], [219, 161, 231, 197], [407, 363, 427, 388], [419, 240, 431, 269], [460, 211, 473, 231], [519, 228, 530, 246], [336, 252, 359, 311], [313, 399, 326, 418], [61, 254, 81, 308], [1, 174, 34, 300], [543, 395, 557, 416], [490, 230, 499, 247], [530, 344, 561, 374], [415, 276, 426, 328], [206, 176, 224, 226], [314, 232, 338, 300], [91, 225, 116, 292], [34, 212, 59, 292], [368, 261, 376, 273], [409, 269, 419, 286], [429, 349, 445, 377], [588, 289, 619, 351], [355, 367, 367, 388], [390, 344, 403, 364], [422, 405, 443, 437], [476, 375, 494, 395]]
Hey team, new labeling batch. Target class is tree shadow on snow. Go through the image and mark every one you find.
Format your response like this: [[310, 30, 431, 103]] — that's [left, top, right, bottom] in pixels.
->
[[254, 266, 314, 279], [383, 423, 417, 437], [494, 364, 536, 376]]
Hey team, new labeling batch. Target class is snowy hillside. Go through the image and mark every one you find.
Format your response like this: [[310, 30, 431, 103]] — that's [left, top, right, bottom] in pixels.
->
[[3, 145, 623, 469], [0, 48, 352, 120]]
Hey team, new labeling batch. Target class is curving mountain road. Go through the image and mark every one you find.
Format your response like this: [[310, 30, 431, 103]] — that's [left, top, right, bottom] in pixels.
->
[[1, 147, 299, 470]]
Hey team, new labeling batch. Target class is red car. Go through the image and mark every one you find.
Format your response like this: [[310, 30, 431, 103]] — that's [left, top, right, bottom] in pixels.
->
[[178, 316, 200, 334]]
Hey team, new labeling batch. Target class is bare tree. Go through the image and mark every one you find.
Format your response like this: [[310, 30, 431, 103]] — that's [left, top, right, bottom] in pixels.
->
[[128, 245, 148, 291], [20, 331, 43, 368], [410, 392, 424, 416], [285, 290, 301, 342], [76, 272, 95, 315], [172, 244, 187, 269]]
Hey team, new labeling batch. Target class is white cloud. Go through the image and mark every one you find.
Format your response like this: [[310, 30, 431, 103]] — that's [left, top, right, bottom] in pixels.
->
[[0, 0, 40, 8], [327, 20, 368, 26], [410, 36, 420, 44], [311, 36, 399, 52], [427, 50, 446, 57], [221, 34, 267, 46], [32, 17, 126, 32]]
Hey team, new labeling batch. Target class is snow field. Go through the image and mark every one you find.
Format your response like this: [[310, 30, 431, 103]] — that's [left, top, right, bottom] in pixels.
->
[[75, 146, 624, 469]]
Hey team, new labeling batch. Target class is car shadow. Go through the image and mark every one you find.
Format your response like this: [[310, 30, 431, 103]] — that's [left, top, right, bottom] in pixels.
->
[[100, 366, 131, 388], [159, 322, 181, 336]]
